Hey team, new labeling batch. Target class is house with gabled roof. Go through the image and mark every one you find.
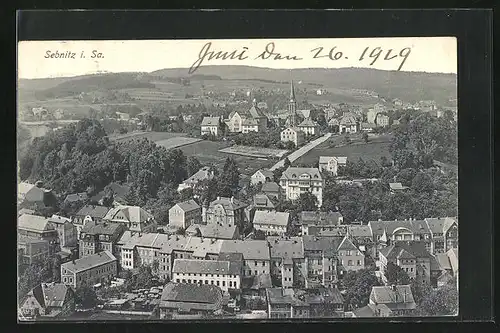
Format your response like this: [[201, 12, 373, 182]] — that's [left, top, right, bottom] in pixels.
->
[[172, 258, 242, 292], [159, 282, 223, 318], [104, 205, 157, 235], [280, 127, 305, 147], [266, 236, 305, 288], [201, 116, 222, 137], [261, 182, 281, 199], [318, 156, 347, 176], [169, 199, 201, 230], [78, 220, 126, 258], [339, 114, 359, 133], [205, 196, 248, 230], [253, 211, 290, 236], [251, 169, 274, 186], [298, 117, 320, 135], [280, 167, 324, 207], [72, 205, 111, 239], [300, 211, 344, 236], [424, 217, 458, 254], [225, 100, 267, 133], [378, 241, 433, 285], [18, 214, 59, 249], [60, 250, 118, 289], [337, 236, 365, 274], [19, 283, 75, 320], [369, 285, 416, 316], [178, 166, 215, 193]]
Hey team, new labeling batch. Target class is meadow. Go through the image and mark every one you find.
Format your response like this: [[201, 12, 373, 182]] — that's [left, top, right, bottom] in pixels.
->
[[293, 133, 393, 166]]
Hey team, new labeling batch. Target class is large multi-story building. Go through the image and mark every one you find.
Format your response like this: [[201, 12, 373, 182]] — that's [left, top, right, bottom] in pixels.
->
[[18, 214, 59, 253], [60, 250, 117, 289], [298, 118, 320, 136], [279, 167, 324, 207], [253, 211, 290, 236], [79, 220, 126, 258], [104, 205, 157, 235], [225, 100, 267, 133], [267, 237, 305, 288], [299, 211, 344, 236], [201, 116, 222, 137], [48, 215, 77, 249], [169, 199, 202, 230], [378, 241, 433, 285], [205, 197, 248, 230], [424, 217, 458, 254], [18, 235, 50, 266], [302, 236, 342, 289], [280, 127, 305, 147], [220, 240, 270, 278], [172, 258, 243, 291], [72, 205, 110, 239]]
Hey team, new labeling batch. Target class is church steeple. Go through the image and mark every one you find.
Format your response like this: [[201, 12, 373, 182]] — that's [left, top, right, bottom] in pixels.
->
[[288, 70, 297, 126]]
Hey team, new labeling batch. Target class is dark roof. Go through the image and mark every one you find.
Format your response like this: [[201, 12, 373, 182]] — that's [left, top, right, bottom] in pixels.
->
[[302, 235, 343, 255], [175, 199, 200, 212], [18, 214, 54, 233], [81, 220, 124, 236], [347, 225, 373, 238], [172, 259, 241, 275], [90, 183, 130, 203], [220, 240, 270, 260], [378, 241, 431, 260], [253, 211, 289, 227], [248, 105, 265, 119], [65, 192, 88, 203], [300, 211, 343, 226], [261, 182, 280, 193], [201, 116, 220, 126], [25, 283, 72, 309], [75, 205, 110, 218], [354, 303, 392, 317], [368, 219, 431, 236], [281, 167, 322, 180], [370, 285, 416, 310], [61, 250, 116, 273], [210, 197, 248, 211], [253, 193, 277, 209], [160, 283, 223, 311], [267, 237, 304, 259]]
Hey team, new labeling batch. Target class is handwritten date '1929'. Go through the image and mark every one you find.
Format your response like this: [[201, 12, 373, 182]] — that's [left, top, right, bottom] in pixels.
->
[[311, 46, 412, 71]]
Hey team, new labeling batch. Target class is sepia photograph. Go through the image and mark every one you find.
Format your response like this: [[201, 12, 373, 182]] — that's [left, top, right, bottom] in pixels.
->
[[17, 37, 458, 321]]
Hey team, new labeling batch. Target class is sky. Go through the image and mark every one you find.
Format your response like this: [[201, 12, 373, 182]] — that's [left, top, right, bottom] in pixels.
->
[[18, 37, 457, 79]]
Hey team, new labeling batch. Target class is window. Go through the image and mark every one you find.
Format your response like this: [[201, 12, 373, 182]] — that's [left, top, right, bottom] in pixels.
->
[[357, 260, 361, 266], [222, 281, 226, 287], [262, 262, 266, 267], [254, 261, 258, 266], [348, 260, 353, 266], [176, 279, 180, 283], [216, 281, 220, 286]]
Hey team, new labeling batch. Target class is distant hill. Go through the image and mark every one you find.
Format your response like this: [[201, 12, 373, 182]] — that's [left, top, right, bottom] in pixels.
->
[[151, 66, 457, 104], [19, 66, 457, 105]]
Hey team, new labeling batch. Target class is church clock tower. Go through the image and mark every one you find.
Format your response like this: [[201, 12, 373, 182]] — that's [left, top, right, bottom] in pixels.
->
[[288, 76, 297, 126]]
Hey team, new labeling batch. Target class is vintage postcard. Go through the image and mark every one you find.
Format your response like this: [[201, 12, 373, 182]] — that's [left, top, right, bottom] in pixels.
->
[[17, 37, 458, 321]]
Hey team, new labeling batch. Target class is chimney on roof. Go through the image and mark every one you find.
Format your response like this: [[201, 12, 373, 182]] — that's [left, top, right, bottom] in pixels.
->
[[217, 196, 221, 201], [72, 258, 75, 264], [230, 196, 234, 203], [391, 285, 396, 292]]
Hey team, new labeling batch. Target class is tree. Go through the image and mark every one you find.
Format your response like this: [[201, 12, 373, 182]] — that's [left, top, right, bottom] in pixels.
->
[[186, 156, 202, 177], [385, 262, 411, 285], [362, 132, 369, 143], [252, 229, 266, 240], [283, 157, 291, 169], [342, 269, 381, 309], [218, 157, 240, 197], [297, 192, 318, 211], [411, 172, 434, 193], [410, 278, 433, 306], [342, 134, 351, 145], [415, 281, 458, 316], [75, 285, 98, 309]]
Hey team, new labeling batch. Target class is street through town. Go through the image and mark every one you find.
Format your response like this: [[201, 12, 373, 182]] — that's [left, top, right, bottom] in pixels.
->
[[270, 133, 332, 171]]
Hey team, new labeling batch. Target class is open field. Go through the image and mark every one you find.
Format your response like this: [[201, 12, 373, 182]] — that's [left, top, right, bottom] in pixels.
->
[[109, 131, 187, 142], [219, 145, 288, 159], [179, 140, 274, 176], [155, 137, 202, 149], [293, 133, 393, 166]]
